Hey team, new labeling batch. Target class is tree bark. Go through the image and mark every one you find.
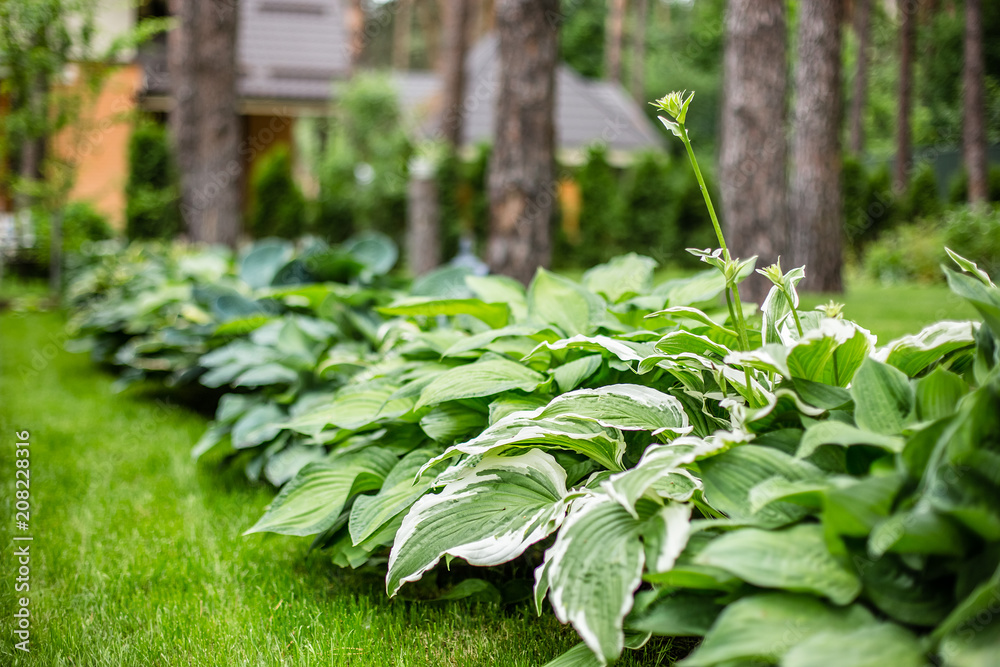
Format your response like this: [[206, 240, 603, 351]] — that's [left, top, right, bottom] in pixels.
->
[[407, 162, 441, 276], [347, 0, 365, 70], [440, 0, 470, 146], [630, 0, 648, 102], [790, 0, 844, 293], [963, 0, 988, 203], [848, 0, 870, 155], [168, 0, 242, 246], [719, 0, 788, 303], [393, 0, 412, 70], [895, 0, 916, 193], [486, 0, 558, 285], [605, 0, 627, 83]]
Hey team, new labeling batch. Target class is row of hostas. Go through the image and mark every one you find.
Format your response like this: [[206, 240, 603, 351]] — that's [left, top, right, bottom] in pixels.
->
[[68, 238, 1000, 667]]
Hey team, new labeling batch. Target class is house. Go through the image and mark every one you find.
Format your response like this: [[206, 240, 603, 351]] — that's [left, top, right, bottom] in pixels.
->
[[52, 0, 662, 228]]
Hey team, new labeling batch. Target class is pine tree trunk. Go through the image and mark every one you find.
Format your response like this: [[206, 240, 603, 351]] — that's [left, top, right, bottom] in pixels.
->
[[440, 0, 470, 146], [169, 0, 242, 246], [605, 0, 627, 83], [486, 0, 558, 285], [849, 0, 871, 155], [895, 0, 916, 193], [630, 0, 648, 102], [407, 163, 441, 276], [790, 0, 844, 293], [718, 0, 788, 303], [963, 0, 988, 203], [347, 0, 365, 70]]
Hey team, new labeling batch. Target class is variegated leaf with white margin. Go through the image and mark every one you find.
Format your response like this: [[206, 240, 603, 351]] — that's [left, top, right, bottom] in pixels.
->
[[871, 320, 978, 377], [386, 449, 578, 597], [524, 334, 658, 365], [946, 247, 996, 287], [349, 448, 442, 547], [601, 435, 732, 517], [421, 411, 627, 474], [654, 331, 734, 359], [537, 494, 692, 665], [759, 266, 805, 345], [726, 318, 875, 386], [645, 306, 738, 339], [536, 384, 692, 437], [414, 357, 547, 409]]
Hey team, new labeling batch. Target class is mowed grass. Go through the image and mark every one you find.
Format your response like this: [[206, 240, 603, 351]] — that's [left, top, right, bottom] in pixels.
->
[[0, 310, 619, 667]]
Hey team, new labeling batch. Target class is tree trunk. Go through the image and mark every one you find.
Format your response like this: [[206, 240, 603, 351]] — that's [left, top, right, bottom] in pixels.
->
[[416, 1, 441, 69], [895, 0, 916, 193], [630, 0, 648, 102], [605, 0, 627, 83], [963, 0, 988, 203], [790, 0, 844, 293], [407, 161, 441, 276], [718, 0, 788, 303], [347, 0, 365, 70], [848, 0, 870, 155], [486, 0, 558, 285], [393, 0, 411, 70], [440, 0, 470, 146], [169, 0, 242, 246]]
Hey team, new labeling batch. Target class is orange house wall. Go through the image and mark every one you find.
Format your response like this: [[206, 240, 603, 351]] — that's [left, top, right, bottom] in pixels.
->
[[57, 64, 141, 230]]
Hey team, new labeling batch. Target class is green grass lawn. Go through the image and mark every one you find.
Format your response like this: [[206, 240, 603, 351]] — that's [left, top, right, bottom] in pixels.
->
[[0, 311, 611, 667]]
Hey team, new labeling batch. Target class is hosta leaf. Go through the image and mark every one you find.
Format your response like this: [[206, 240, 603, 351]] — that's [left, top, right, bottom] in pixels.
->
[[285, 383, 413, 437], [646, 306, 738, 339], [232, 362, 299, 387], [246, 448, 398, 536], [945, 267, 1000, 337], [680, 593, 874, 667], [386, 449, 572, 596], [699, 445, 822, 528], [349, 449, 440, 547], [528, 268, 606, 336], [418, 403, 488, 443], [443, 323, 557, 357], [694, 524, 862, 604], [873, 320, 978, 377], [263, 442, 325, 487], [797, 421, 906, 459], [240, 239, 294, 288], [869, 503, 967, 557], [655, 331, 733, 359], [583, 254, 657, 303], [415, 358, 547, 409], [537, 384, 691, 436], [782, 624, 924, 667], [426, 414, 627, 473], [627, 593, 724, 637], [543, 632, 652, 667], [654, 269, 726, 307], [851, 358, 914, 435], [939, 616, 1000, 667], [378, 297, 511, 328], [553, 354, 603, 393], [915, 366, 967, 421], [232, 403, 285, 449], [465, 274, 528, 320], [540, 496, 686, 664], [526, 334, 657, 364]]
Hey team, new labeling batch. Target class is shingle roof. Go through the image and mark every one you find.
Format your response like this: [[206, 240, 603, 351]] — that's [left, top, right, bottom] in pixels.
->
[[142, 0, 350, 101], [391, 35, 664, 157]]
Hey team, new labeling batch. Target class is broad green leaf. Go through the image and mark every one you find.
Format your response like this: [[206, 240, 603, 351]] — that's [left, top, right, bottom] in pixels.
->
[[542, 632, 652, 667], [851, 358, 914, 435], [939, 616, 1000, 667], [232, 403, 285, 449], [694, 524, 862, 604], [537, 384, 691, 436], [861, 556, 953, 626], [343, 231, 398, 275], [285, 383, 413, 437], [646, 306, 738, 339], [654, 269, 726, 307], [627, 593, 723, 637], [915, 366, 967, 421], [378, 297, 511, 328], [263, 442, 325, 487], [797, 421, 906, 459], [526, 334, 658, 365], [387, 449, 572, 596], [583, 254, 657, 303], [869, 503, 967, 557], [873, 320, 978, 377], [418, 403, 488, 443], [680, 593, 874, 667], [443, 323, 556, 357], [349, 449, 440, 547], [783, 624, 925, 667], [699, 445, 822, 528], [246, 448, 397, 536], [232, 362, 299, 387], [540, 496, 682, 664], [528, 268, 606, 336], [823, 473, 904, 537], [553, 354, 603, 393], [415, 358, 547, 409], [655, 331, 733, 359], [791, 377, 852, 410], [240, 239, 294, 288], [465, 274, 528, 320]]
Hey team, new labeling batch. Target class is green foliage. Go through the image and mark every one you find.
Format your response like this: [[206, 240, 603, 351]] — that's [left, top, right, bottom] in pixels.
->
[[13, 201, 114, 275], [948, 166, 1000, 205], [125, 121, 181, 240], [623, 152, 680, 264], [313, 74, 411, 246], [558, 0, 605, 78], [574, 146, 625, 266], [942, 205, 1000, 278], [901, 162, 942, 222], [247, 146, 307, 239]]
